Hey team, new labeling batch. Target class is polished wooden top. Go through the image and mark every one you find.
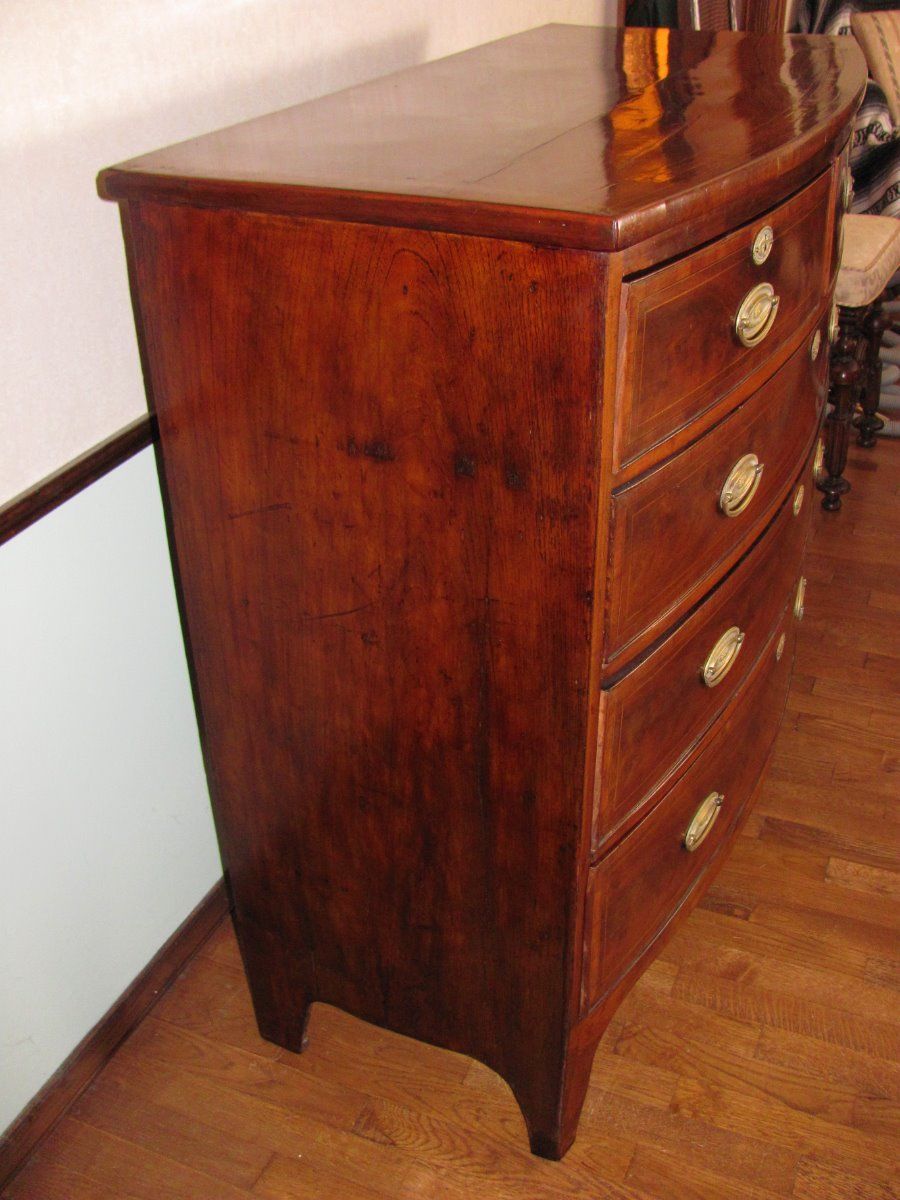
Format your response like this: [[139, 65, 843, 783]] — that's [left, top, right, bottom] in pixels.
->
[[98, 24, 865, 251]]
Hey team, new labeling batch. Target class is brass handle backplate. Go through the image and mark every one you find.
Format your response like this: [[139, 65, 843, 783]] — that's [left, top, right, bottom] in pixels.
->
[[794, 576, 807, 621], [735, 283, 780, 347], [813, 437, 825, 482], [719, 453, 764, 517], [684, 792, 725, 853], [701, 625, 745, 688], [829, 302, 840, 344]]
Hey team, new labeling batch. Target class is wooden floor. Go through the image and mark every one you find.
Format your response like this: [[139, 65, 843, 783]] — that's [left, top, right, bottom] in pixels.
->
[[5, 441, 899, 1200]]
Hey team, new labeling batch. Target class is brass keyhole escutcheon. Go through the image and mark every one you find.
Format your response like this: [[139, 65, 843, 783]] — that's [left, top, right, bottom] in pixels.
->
[[684, 792, 725, 853], [701, 626, 745, 688], [719, 453, 764, 517], [751, 225, 774, 265], [735, 283, 780, 347]]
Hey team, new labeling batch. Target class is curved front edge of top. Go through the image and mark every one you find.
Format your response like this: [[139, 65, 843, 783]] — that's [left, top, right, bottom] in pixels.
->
[[96, 25, 867, 255]]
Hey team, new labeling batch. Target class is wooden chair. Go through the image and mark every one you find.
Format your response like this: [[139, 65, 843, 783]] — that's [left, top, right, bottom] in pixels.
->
[[817, 9, 900, 511], [676, 0, 742, 28], [818, 214, 900, 511], [621, 0, 786, 30]]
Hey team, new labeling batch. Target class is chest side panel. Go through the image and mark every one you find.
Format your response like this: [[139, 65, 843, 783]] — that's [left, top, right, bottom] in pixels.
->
[[125, 201, 605, 1076]]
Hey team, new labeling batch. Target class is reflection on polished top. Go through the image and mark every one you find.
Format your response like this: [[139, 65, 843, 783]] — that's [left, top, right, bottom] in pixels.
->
[[98, 24, 866, 250]]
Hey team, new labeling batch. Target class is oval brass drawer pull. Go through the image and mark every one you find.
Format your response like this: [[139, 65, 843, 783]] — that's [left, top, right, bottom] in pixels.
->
[[735, 282, 780, 348], [684, 791, 724, 852], [794, 576, 807, 620], [701, 625, 745, 688], [719, 452, 764, 517]]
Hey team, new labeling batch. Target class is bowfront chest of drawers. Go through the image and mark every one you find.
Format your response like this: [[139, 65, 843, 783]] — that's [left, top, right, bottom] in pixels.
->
[[99, 25, 866, 1158]]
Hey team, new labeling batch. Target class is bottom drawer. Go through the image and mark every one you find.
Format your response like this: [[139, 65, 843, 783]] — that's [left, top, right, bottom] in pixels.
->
[[581, 603, 798, 1014]]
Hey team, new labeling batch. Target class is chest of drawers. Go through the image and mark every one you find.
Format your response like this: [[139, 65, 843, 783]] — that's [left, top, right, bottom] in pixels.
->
[[98, 24, 865, 1159]]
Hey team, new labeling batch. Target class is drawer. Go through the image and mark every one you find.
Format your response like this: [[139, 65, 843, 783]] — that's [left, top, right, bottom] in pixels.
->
[[582, 607, 797, 1014], [593, 446, 815, 854], [615, 168, 833, 470], [605, 328, 825, 664]]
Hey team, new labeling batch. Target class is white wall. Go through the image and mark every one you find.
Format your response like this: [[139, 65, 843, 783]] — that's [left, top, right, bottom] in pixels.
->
[[0, 0, 615, 1139], [0, 449, 223, 1134], [1, 0, 613, 505]]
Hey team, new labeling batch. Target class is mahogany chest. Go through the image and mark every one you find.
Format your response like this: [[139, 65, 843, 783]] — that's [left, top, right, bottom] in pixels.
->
[[99, 25, 865, 1158]]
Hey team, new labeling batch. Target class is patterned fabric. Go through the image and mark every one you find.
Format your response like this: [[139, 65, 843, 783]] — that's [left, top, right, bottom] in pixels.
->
[[796, 0, 896, 36], [852, 10, 900, 123], [795, 0, 900, 217]]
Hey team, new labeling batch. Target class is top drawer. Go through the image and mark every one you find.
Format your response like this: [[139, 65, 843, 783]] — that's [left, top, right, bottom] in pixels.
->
[[615, 169, 833, 470]]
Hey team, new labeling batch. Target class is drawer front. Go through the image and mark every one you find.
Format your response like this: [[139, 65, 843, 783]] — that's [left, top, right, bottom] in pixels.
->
[[582, 608, 797, 1014], [594, 447, 815, 854], [605, 328, 825, 663], [615, 168, 833, 469]]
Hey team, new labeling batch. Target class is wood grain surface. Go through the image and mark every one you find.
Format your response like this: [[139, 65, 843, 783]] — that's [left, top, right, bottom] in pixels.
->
[[97, 26, 865, 254], [615, 169, 832, 469], [4, 439, 897, 1200]]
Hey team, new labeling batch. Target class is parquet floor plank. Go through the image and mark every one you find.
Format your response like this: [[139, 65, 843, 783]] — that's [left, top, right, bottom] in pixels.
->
[[754, 1024, 900, 1101], [757, 779, 892, 831], [253, 1153, 392, 1200], [792, 1155, 900, 1200], [624, 1144, 787, 1200], [585, 1088, 799, 1195], [673, 1073, 898, 1184], [703, 836, 900, 929], [69, 1071, 273, 1190], [826, 856, 900, 897], [4, 1119, 255, 1200], [673, 966, 899, 1059]]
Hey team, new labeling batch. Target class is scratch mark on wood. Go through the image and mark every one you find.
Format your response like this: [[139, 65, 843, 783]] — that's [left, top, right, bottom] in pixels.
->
[[226, 502, 292, 520]]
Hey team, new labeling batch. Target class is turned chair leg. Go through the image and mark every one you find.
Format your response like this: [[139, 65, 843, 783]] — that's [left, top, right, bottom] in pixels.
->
[[856, 300, 889, 448], [819, 348, 860, 512]]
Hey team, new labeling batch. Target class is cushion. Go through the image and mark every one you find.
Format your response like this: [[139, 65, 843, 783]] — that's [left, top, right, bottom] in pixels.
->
[[851, 11, 900, 128], [836, 213, 900, 307]]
